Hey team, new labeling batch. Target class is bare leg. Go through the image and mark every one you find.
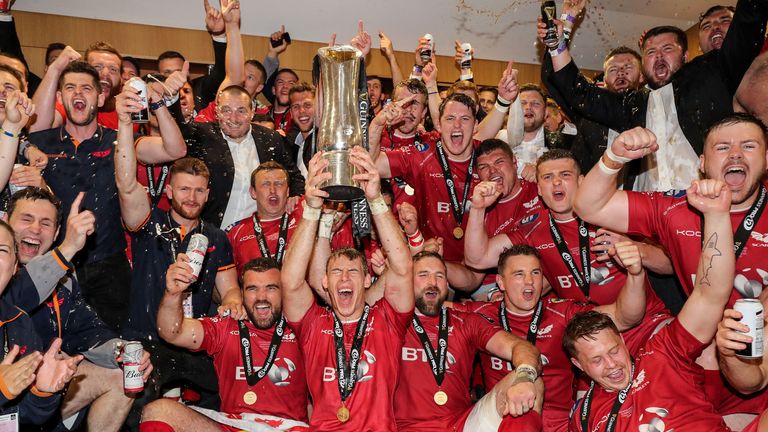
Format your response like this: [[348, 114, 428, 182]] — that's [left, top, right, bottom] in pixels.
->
[[141, 398, 222, 432], [61, 361, 133, 432]]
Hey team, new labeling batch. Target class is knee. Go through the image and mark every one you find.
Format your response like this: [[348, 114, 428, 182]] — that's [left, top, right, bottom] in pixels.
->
[[141, 398, 181, 423]]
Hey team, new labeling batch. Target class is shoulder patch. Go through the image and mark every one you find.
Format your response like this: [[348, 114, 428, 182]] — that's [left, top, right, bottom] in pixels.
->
[[663, 189, 687, 198], [415, 142, 430, 153], [520, 213, 540, 225], [223, 220, 242, 233]]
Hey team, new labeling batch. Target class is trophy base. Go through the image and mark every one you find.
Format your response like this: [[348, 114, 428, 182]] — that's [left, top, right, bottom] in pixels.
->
[[320, 150, 365, 202]]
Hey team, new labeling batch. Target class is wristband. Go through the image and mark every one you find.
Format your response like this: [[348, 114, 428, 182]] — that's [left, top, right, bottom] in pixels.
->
[[0, 128, 20, 138], [149, 99, 165, 112], [318, 212, 335, 239], [31, 385, 55, 397], [560, 13, 577, 24], [407, 230, 424, 248], [605, 145, 632, 164], [598, 158, 622, 175], [302, 203, 321, 221], [428, 91, 439, 95], [495, 101, 510, 113], [368, 195, 389, 215], [412, 64, 423, 73], [514, 363, 538, 383], [459, 72, 474, 81], [548, 38, 568, 57], [496, 96, 512, 107]]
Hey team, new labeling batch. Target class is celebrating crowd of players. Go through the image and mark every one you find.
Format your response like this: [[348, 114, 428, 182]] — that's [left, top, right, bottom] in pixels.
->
[[0, 0, 767, 430]]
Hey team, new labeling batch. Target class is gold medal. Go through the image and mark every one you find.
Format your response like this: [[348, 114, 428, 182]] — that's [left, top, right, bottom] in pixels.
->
[[452, 226, 464, 240], [337, 405, 350, 423], [243, 391, 258, 405], [433, 390, 448, 406]]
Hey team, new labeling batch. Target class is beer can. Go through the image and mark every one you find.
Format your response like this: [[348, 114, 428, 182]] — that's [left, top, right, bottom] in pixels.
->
[[126, 77, 150, 124], [8, 164, 28, 195], [123, 341, 144, 394], [186, 233, 209, 280], [460, 43, 472, 69], [734, 299, 764, 359], [420, 34, 434, 63]]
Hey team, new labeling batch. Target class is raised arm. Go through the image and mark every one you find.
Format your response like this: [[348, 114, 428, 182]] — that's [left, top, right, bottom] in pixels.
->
[[574, 127, 659, 233], [211, 0, 244, 93], [475, 61, 518, 141], [368, 94, 415, 162], [0, 90, 33, 188], [28, 46, 80, 132], [464, 181, 513, 269], [307, 213, 333, 305], [135, 65, 189, 164], [678, 179, 734, 343], [594, 242, 647, 331], [379, 32, 403, 84], [114, 86, 152, 231], [280, 152, 331, 322], [350, 147, 413, 313], [157, 259, 206, 350], [214, 267, 245, 320], [422, 62, 442, 130]]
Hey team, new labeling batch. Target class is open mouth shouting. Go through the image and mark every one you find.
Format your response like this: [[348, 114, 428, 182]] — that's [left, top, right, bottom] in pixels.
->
[[723, 163, 747, 189], [19, 237, 42, 259]]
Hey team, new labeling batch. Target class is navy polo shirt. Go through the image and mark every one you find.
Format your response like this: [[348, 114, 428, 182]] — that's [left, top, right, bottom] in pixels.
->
[[123, 208, 235, 340], [28, 126, 124, 265]]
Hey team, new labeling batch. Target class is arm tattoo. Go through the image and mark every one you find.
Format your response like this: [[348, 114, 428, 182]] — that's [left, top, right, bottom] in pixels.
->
[[700, 232, 721, 286]]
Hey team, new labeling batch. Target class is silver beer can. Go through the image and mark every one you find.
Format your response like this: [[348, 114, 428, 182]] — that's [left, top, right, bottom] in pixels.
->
[[126, 77, 150, 124], [420, 34, 434, 63], [123, 341, 144, 394], [186, 233, 209, 280], [460, 43, 472, 69], [734, 298, 764, 359]]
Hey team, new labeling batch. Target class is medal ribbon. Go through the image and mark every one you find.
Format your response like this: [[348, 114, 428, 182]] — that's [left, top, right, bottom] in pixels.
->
[[434, 140, 475, 229], [252, 213, 289, 265], [549, 214, 591, 296], [499, 300, 544, 345], [146, 164, 169, 204], [411, 306, 449, 387], [332, 304, 371, 403], [580, 362, 634, 432], [238, 315, 286, 386]]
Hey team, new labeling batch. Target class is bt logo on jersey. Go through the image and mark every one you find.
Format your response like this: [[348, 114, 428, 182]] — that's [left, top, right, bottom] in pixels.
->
[[322, 350, 377, 382]]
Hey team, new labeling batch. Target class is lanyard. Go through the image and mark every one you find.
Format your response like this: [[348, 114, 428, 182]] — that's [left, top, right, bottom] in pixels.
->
[[237, 316, 286, 386], [146, 164, 169, 202], [434, 140, 475, 228], [699, 184, 766, 260], [549, 214, 591, 296], [411, 307, 449, 387], [332, 304, 370, 403], [580, 362, 634, 432], [499, 300, 543, 345], [252, 213, 289, 265]]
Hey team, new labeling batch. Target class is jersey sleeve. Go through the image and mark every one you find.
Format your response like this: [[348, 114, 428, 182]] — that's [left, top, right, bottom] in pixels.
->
[[465, 312, 503, 352], [286, 301, 323, 341], [379, 298, 414, 340], [194, 316, 224, 355], [383, 145, 421, 185], [648, 318, 708, 364], [214, 231, 236, 272], [626, 192, 675, 240]]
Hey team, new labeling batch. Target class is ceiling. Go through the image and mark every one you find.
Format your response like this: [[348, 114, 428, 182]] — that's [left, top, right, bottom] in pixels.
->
[[16, 0, 732, 70]]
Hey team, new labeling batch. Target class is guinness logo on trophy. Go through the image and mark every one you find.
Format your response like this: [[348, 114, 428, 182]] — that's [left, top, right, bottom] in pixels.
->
[[313, 45, 368, 201]]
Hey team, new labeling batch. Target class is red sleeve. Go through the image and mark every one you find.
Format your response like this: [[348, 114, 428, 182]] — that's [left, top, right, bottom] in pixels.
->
[[55, 101, 68, 125], [465, 311, 503, 352], [379, 298, 414, 339], [506, 228, 527, 246], [648, 318, 708, 363], [626, 192, 674, 240], [193, 316, 226, 355], [194, 101, 217, 123], [287, 301, 323, 340], [452, 300, 490, 315], [383, 145, 421, 185]]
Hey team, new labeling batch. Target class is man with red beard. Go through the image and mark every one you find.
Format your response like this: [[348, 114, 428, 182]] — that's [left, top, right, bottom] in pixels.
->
[[286, 83, 315, 177], [366, 250, 543, 432], [115, 97, 244, 415], [565, 179, 768, 432], [281, 148, 414, 431], [575, 118, 768, 418], [227, 162, 302, 274], [465, 148, 673, 356], [141, 258, 310, 431], [453, 243, 648, 432], [542, 0, 767, 191]]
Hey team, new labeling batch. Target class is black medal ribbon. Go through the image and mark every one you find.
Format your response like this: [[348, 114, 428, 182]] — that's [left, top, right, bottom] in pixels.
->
[[499, 300, 544, 345], [699, 184, 766, 259], [549, 214, 591, 296], [252, 213, 289, 265], [238, 315, 286, 386], [332, 304, 371, 403], [146, 164, 169, 204], [580, 362, 634, 432], [412, 306, 449, 387], [434, 140, 475, 229]]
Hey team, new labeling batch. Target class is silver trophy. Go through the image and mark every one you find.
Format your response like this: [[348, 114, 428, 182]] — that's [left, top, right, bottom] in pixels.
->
[[315, 45, 366, 201]]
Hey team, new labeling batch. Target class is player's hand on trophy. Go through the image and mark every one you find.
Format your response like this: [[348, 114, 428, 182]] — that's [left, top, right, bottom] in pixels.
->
[[304, 152, 331, 209], [349, 146, 381, 200]]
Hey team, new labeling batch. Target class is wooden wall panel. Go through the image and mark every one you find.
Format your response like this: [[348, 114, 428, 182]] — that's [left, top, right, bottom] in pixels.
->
[[13, 10, 598, 92]]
